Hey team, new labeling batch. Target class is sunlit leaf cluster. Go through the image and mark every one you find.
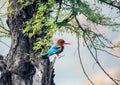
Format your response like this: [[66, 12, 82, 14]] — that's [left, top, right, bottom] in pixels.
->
[[22, 0, 60, 55]]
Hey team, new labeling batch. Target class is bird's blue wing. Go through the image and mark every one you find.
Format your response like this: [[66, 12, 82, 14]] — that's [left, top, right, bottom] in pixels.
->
[[41, 43, 61, 59], [52, 47, 60, 49], [47, 43, 61, 55]]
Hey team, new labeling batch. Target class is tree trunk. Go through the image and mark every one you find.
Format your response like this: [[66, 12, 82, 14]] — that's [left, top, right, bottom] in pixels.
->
[[0, 0, 55, 85]]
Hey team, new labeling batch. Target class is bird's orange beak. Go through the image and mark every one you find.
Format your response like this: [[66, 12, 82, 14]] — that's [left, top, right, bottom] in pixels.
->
[[64, 42, 71, 45]]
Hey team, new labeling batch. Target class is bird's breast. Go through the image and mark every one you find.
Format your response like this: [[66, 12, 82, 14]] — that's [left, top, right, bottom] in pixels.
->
[[58, 46, 64, 53]]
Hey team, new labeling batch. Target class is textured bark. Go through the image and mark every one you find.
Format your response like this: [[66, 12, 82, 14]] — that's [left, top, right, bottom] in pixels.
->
[[0, 0, 55, 85], [0, 55, 6, 77]]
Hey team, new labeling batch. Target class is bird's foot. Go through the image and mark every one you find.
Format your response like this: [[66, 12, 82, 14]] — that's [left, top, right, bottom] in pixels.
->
[[58, 54, 65, 59]]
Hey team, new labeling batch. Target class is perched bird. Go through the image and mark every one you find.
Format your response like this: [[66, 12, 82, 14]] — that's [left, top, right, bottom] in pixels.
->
[[41, 39, 70, 59]]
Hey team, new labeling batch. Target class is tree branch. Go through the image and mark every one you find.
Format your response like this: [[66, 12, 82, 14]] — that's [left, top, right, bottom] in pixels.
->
[[0, 40, 10, 48], [83, 35, 119, 85], [0, 31, 9, 35], [98, 0, 120, 10], [56, 13, 74, 28], [0, 18, 10, 33], [77, 37, 94, 85], [97, 48, 120, 58], [75, 16, 119, 85], [0, 0, 7, 9], [55, 0, 62, 22]]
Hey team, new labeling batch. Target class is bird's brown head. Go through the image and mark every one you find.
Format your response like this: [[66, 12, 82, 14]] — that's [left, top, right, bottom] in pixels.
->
[[56, 39, 70, 46]]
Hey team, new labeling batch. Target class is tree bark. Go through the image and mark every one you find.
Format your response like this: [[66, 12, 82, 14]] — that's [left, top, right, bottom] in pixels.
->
[[0, 0, 55, 85]]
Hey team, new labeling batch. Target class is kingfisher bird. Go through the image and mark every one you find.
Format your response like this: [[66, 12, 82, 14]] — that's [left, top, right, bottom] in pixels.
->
[[41, 39, 70, 59]]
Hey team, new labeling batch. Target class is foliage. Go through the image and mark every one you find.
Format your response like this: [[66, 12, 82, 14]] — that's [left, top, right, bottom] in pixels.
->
[[0, 0, 10, 39], [0, 0, 119, 56], [22, 0, 60, 55], [0, 18, 10, 38]]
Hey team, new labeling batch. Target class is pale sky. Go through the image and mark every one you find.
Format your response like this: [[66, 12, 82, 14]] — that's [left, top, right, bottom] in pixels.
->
[[52, 30, 120, 85]]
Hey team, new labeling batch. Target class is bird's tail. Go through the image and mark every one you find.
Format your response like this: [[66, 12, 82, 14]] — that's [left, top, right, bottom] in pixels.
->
[[41, 53, 49, 59], [41, 53, 53, 59]]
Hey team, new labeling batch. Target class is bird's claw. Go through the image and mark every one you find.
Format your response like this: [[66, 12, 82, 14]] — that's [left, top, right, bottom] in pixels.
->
[[58, 54, 65, 59]]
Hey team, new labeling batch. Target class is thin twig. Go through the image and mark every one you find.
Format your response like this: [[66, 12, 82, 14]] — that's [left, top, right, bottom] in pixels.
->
[[84, 29, 120, 59], [83, 36, 119, 85], [55, 0, 62, 22], [56, 13, 74, 28], [75, 16, 119, 85], [92, 24, 120, 58], [98, 0, 120, 10], [0, 0, 7, 9], [77, 37, 94, 85], [85, 26, 115, 48], [0, 18, 10, 33], [0, 31, 9, 35], [0, 40, 10, 48], [94, 29, 115, 48], [97, 48, 120, 58]]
